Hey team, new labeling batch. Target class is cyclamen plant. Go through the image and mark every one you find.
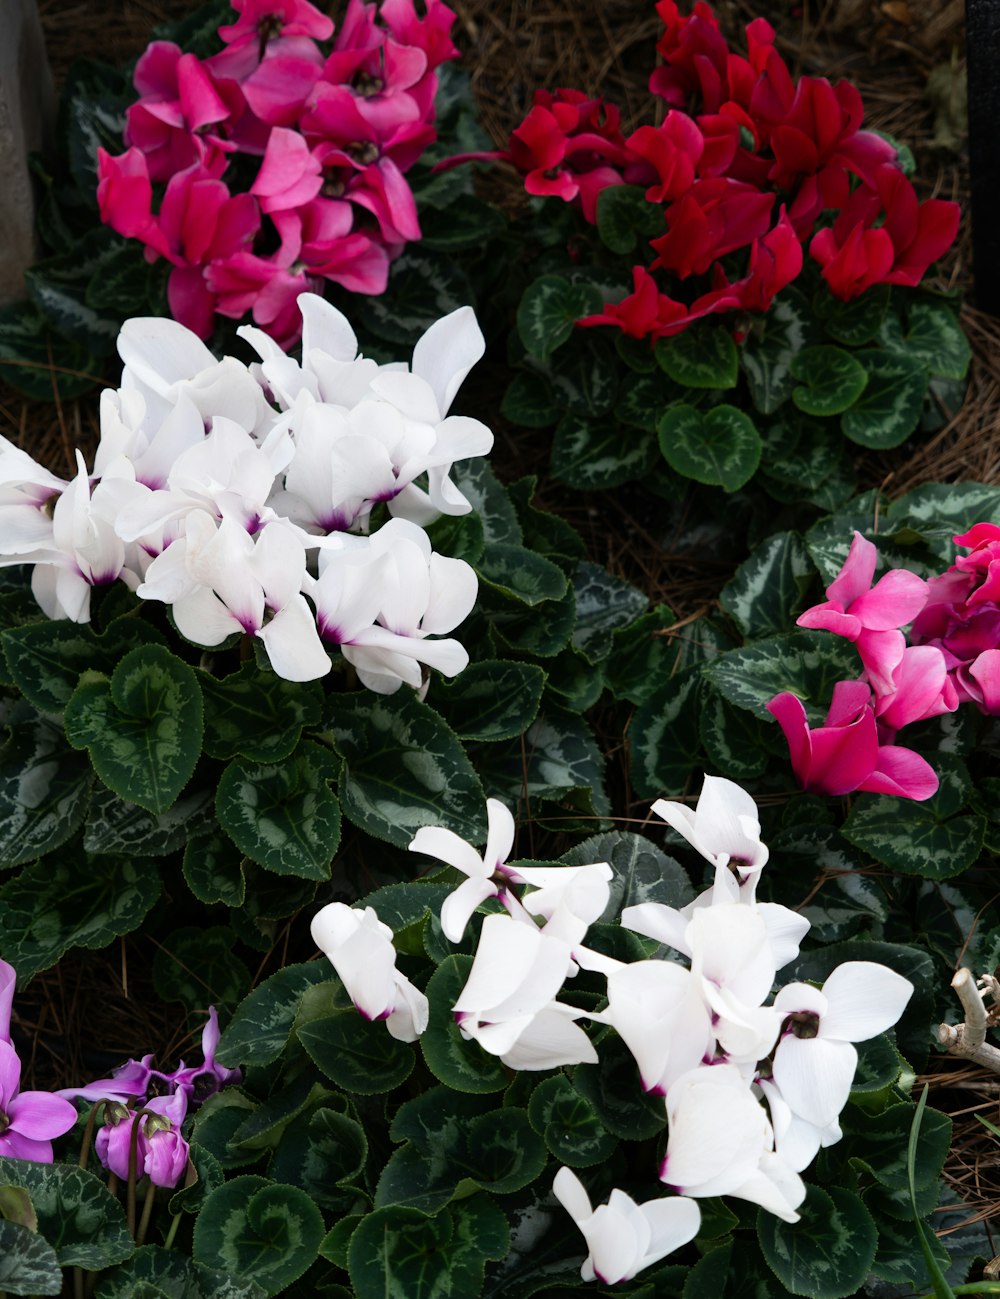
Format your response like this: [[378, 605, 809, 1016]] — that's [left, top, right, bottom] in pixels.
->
[[0, 292, 489, 686], [96, 0, 459, 344], [767, 525, 1000, 800], [451, 0, 968, 508]]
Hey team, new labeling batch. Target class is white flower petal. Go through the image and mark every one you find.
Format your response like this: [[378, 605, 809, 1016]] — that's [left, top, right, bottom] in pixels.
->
[[772, 1035, 857, 1129], [819, 962, 913, 1043]]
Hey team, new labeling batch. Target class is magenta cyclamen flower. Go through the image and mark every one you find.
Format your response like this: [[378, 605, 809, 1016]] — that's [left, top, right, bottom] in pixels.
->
[[96, 1090, 191, 1188], [796, 531, 928, 697], [766, 680, 938, 800]]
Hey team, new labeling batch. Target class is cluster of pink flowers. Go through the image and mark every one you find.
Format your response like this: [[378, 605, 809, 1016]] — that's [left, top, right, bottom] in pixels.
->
[[96, 0, 458, 345], [57, 1007, 241, 1188], [767, 524, 1000, 801], [446, 0, 959, 340]]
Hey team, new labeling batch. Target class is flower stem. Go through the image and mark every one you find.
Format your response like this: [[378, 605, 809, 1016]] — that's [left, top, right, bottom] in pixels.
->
[[136, 1178, 156, 1247]]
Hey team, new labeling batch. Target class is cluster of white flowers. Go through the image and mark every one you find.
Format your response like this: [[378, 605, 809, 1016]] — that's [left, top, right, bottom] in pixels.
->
[[0, 295, 492, 689], [310, 774, 914, 1286]]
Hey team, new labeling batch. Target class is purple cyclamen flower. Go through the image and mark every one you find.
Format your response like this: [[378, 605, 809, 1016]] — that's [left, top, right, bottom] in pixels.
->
[[164, 1007, 242, 1103], [56, 1054, 155, 1106], [0, 1039, 77, 1163], [96, 1089, 190, 1188]]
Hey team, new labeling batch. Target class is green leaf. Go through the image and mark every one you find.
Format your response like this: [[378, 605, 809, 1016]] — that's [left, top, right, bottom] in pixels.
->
[[573, 1033, 667, 1140], [790, 345, 868, 417], [502, 371, 558, 428], [815, 284, 890, 346], [0, 300, 100, 400], [419, 196, 506, 249], [348, 1196, 508, 1299], [562, 830, 694, 920], [193, 1177, 324, 1297], [741, 286, 821, 414], [299, 1009, 415, 1095], [658, 404, 762, 492], [698, 688, 770, 781], [215, 960, 334, 1068], [595, 185, 663, 254], [605, 605, 676, 707], [1, 618, 162, 713], [452, 458, 522, 547], [549, 337, 619, 415], [842, 757, 985, 879], [0, 1218, 62, 1295], [629, 667, 703, 799], [356, 250, 472, 347], [571, 562, 647, 663], [617, 370, 684, 431], [551, 413, 656, 490], [487, 582, 577, 658], [478, 544, 568, 606], [421, 956, 508, 1093], [841, 349, 928, 448], [475, 708, 610, 821], [378, 1089, 546, 1212], [216, 748, 341, 880], [93, 1244, 268, 1298], [656, 324, 739, 388], [200, 666, 324, 763], [84, 786, 214, 857], [843, 1100, 952, 1193], [719, 531, 815, 638], [517, 275, 604, 360], [702, 631, 861, 720], [64, 645, 203, 813], [152, 925, 250, 1011], [0, 1157, 133, 1270], [758, 1185, 877, 1299], [25, 240, 122, 357], [0, 713, 92, 866], [434, 661, 545, 742], [326, 691, 485, 848], [269, 1108, 367, 1213], [527, 1074, 617, 1167], [183, 830, 246, 907], [879, 300, 970, 380], [0, 853, 160, 979]]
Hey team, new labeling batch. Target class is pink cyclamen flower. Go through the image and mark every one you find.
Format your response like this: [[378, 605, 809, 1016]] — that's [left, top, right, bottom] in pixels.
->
[[766, 680, 938, 800], [0, 1040, 77, 1163], [797, 530, 928, 697], [911, 524, 1000, 714]]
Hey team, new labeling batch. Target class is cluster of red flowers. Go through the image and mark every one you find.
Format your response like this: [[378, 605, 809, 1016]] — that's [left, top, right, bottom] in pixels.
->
[[96, 0, 457, 345], [455, 0, 959, 340]]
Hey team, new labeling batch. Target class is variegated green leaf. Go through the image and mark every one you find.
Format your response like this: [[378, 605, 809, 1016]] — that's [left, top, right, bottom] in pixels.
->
[[516, 274, 604, 360], [562, 830, 694, 920], [325, 692, 484, 848], [658, 404, 761, 492], [200, 665, 324, 763], [192, 1178, 324, 1297], [0, 1158, 132, 1271], [0, 1218, 62, 1295], [64, 645, 203, 814], [702, 631, 860, 721], [841, 350, 928, 448], [478, 543, 567, 606], [719, 531, 815, 638], [0, 712, 92, 866], [630, 667, 702, 799], [791, 345, 868, 416], [815, 283, 890, 345], [83, 786, 213, 857], [215, 745, 340, 879], [527, 1074, 616, 1168], [571, 562, 647, 662], [655, 323, 738, 388], [741, 286, 822, 413], [215, 960, 334, 1067], [552, 413, 656, 490], [0, 853, 160, 979], [434, 661, 545, 742], [758, 1186, 877, 1299]]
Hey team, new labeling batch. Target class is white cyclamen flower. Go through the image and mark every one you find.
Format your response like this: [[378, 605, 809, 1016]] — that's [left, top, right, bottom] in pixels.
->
[[408, 798, 516, 943], [553, 1167, 701, 1285], [452, 913, 596, 1068], [653, 774, 769, 888], [662, 1064, 805, 1223], [769, 961, 913, 1131], [310, 903, 428, 1043]]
